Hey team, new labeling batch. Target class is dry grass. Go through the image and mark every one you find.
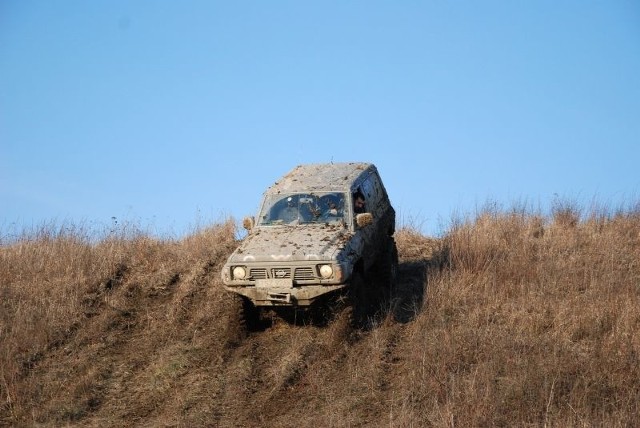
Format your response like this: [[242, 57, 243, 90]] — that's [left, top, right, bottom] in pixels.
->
[[392, 205, 640, 427], [1, 205, 639, 427]]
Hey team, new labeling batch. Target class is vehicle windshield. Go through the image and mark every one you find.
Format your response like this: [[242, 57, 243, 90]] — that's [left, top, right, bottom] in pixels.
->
[[257, 192, 346, 226]]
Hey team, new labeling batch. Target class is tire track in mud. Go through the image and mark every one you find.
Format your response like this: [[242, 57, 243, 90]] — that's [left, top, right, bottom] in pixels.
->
[[213, 261, 426, 427], [210, 302, 356, 427], [205, 231, 434, 427], [13, 239, 429, 427]]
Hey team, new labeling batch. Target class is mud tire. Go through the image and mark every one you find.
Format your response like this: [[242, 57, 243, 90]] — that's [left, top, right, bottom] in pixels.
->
[[240, 296, 261, 332], [226, 295, 261, 346], [349, 270, 376, 329]]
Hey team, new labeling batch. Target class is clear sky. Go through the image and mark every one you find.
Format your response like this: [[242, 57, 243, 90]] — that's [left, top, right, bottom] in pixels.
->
[[1, 1, 639, 237]]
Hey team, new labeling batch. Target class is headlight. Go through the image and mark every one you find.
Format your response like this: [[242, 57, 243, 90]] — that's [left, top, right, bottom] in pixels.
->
[[232, 266, 247, 280], [319, 264, 333, 279]]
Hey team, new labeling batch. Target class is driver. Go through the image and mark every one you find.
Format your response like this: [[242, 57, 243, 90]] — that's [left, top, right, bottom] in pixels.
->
[[279, 197, 299, 223]]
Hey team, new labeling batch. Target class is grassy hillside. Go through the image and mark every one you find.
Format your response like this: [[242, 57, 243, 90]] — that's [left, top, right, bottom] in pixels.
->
[[1, 206, 639, 427]]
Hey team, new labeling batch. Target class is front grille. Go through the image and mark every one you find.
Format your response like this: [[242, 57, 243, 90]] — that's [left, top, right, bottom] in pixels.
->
[[249, 268, 267, 279], [294, 267, 315, 280], [248, 266, 318, 282], [271, 268, 291, 279]]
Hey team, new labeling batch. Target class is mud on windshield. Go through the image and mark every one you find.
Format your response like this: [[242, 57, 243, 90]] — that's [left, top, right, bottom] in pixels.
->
[[258, 192, 346, 226]]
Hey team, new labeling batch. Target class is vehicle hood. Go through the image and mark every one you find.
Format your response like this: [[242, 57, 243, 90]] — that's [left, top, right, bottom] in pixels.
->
[[228, 226, 351, 263]]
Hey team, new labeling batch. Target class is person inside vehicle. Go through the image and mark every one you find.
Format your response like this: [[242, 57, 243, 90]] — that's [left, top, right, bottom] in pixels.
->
[[319, 194, 340, 216], [353, 191, 366, 214], [279, 196, 300, 223], [327, 201, 339, 216]]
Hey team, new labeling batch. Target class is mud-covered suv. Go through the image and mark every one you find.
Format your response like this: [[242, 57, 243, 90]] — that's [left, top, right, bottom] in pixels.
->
[[221, 162, 397, 318]]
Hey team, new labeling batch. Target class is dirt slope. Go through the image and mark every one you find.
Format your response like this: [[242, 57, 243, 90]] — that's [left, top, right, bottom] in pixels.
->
[[2, 211, 639, 427]]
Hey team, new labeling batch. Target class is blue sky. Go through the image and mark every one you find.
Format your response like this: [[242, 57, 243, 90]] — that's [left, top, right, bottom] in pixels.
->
[[1, 1, 639, 236]]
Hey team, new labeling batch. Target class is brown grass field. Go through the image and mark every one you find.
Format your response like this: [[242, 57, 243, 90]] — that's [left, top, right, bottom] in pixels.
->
[[1, 204, 639, 427]]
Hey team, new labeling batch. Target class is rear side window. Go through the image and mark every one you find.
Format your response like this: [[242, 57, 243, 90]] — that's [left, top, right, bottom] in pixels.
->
[[361, 173, 383, 205]]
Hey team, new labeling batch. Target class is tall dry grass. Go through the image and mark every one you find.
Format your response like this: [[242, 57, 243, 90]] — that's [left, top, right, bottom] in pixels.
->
[[391, 204, 640, 426], [0, 220, 238, 424], [1, 205, 639, 427]]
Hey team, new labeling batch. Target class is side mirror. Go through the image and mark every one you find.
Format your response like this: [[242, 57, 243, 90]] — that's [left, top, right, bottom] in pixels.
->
[[355, 213, 373, 228], [242, 216, 255, 231]]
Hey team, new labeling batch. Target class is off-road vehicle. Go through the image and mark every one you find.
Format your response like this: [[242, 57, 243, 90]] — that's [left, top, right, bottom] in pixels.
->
[[221, 162, 397, 323]]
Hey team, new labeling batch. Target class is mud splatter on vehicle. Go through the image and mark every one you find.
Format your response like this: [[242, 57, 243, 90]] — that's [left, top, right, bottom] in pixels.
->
[[221, 162, 397, 325]]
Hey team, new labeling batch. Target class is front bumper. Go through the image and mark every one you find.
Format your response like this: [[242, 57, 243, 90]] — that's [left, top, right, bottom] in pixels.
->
[[224, 284, 347, 307]]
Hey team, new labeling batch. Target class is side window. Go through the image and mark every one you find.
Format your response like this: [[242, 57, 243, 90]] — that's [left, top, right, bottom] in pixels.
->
[[353, 189, 367, 214], [371, 173, 384, 201], [361, 175, 378, 206]]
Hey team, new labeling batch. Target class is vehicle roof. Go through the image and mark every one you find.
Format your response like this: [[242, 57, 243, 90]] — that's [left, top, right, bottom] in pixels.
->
[[267, 162, 375, 194]]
